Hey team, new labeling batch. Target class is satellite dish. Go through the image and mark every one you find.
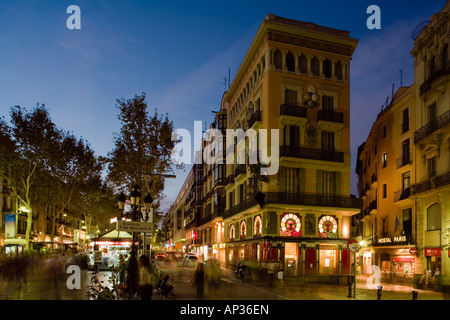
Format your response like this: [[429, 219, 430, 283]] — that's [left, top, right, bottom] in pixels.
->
[[412, 20, 430, 40]]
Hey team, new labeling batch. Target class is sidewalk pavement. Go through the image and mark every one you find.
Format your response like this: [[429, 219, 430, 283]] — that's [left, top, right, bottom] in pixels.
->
[[218, 266, 445, 300]]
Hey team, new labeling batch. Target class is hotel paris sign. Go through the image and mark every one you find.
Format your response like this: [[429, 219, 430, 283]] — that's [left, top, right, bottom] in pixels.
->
[[377, 236, 407, 245]]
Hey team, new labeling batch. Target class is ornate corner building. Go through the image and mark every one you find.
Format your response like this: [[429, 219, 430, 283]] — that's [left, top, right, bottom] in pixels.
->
[[164, 14, 360, 284], [357, 1, 450, 289]]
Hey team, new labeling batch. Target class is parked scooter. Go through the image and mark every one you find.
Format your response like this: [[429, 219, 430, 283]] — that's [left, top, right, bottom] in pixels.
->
[[234, 263, 246, 280]]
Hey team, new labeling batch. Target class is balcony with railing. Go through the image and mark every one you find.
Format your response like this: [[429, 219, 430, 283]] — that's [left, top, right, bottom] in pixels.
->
[[280, 145, 344, 163], [317, 109, 344, 123], [248, 110, 262, 128], [414, 110, 450, 144], [234, 164, 247, 177], [264, 192, 360, 209], [226, 174, 235, 185], [371, 173, 377, 184], [411, 171, 450, 195], [280, 104, 307, 118], [396, 153, 412, 169], [394, 187, 410, 202], [419, 61, 450, 96], [215, 177, 227, 187]]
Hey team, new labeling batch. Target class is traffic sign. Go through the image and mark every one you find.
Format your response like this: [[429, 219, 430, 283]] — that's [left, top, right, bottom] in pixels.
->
[[409, 248, 417, 256], [116, 220, 154, 234], [347, 238, 359, 250]]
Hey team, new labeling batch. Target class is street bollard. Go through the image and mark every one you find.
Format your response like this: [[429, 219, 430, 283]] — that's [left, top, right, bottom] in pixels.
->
[[412, 290, 418, 300], [347, 281, 353, 298], [377, 285, 383, 300]]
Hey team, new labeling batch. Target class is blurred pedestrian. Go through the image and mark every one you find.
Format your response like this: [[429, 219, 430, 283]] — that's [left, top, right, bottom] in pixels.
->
[[267, 259, 276, 287], [277, 259, 284, 288], [192, 262, 205, 300], [118, 254, 126, 284], [205, 258, 221, 300], [138, 255, 159, 300]]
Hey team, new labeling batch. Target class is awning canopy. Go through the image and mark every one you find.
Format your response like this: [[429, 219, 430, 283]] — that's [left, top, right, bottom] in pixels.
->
[[3, 238, 28, 246], [95, 229, 132, 240]]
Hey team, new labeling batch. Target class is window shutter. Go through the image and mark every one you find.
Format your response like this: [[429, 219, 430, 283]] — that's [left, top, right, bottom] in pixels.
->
[[279, 167, 286, 193], [267, 211, 278, 234], [317, 170, 324, 194], [335, 172, 341, 196]]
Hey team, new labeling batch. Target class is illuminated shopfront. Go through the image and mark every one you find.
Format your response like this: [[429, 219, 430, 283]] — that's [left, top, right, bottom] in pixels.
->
[[225, 212, 353, 284], [89, 230, 132, 268]]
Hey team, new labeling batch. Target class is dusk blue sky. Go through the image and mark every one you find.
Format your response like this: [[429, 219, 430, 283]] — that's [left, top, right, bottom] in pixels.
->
[[0, 0, 445, 212]]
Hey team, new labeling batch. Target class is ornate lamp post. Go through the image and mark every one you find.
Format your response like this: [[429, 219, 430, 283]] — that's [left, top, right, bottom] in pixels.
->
[[117, 185, 153, 294]]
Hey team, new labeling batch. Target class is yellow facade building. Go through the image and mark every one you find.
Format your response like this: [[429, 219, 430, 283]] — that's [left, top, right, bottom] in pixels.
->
[[410, 1, 450, 289], [357, 1, 450, 290], [164, 14, 360, 283], [356, 85, 418, 286]]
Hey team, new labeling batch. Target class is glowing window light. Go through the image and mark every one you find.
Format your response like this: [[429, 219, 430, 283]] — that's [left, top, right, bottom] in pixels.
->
[[254, 215, 262, 236], [230, 224, 235, 240], [318, 215, 337, 235], [280, 213, 301, 236]]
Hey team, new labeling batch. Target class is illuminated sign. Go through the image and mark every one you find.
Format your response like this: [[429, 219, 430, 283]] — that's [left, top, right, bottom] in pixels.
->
[[378, 236, 407, 244], [254, 215, 262, 236], [280, 213, 301, 237], [318, 215, 337, 237], [425, 248, 441, 257]]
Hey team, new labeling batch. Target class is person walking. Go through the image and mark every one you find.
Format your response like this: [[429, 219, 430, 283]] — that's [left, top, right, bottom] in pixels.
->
[[138, 255, 158, 300], [267, 259, 276, 287], [192, 262, 205, 300], [205, 258, 221, 300]]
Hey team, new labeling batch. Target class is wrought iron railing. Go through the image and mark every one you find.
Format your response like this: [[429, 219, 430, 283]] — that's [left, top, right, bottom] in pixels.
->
[[248, 110, 262, 128], [317, 109, 344, 123], [414, 110, 450, 143], [394, 187, 410, 202], [234, 164, 247, 176], [419, 62, 450, 96], [411, 171, 450, 195], [280, 104, 307, 118], [280, 145, 344, 162]]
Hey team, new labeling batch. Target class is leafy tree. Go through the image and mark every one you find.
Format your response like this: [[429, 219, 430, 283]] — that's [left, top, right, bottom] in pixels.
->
[[46, 131, 103, 238], [106, 92, 181, 209], [0, 104, 60, 249]]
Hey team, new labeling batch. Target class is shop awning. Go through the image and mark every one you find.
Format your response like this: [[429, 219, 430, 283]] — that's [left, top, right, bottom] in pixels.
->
[[96, 229, 132, 240], [3, 239, 28, 246]]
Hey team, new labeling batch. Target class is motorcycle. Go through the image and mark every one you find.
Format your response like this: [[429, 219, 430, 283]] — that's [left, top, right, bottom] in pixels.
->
[[234, 263, 246, 280]]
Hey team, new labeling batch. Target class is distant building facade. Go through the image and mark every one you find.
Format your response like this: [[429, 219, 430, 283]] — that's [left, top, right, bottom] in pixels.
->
[[357, 1, 450, 290]]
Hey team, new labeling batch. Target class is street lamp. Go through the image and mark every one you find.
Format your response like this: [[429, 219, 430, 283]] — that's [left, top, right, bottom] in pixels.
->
[[117, 184, 154, 295]]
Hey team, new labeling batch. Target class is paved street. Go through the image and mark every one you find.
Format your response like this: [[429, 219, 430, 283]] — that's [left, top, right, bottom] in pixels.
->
[[0, 261, 445, 300]]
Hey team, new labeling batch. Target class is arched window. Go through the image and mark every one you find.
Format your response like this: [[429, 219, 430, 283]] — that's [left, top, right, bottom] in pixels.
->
[[311, 57, 320, 76], [430, 56, 436, 76], [274, 49, 282, 70], [323, 59, 332, 78], [427, 203, 441, 230], [335, 61, 342, 80], [286, 52, 295, 72], [299, 54, 307, 74], [441, 44, 448, 68]]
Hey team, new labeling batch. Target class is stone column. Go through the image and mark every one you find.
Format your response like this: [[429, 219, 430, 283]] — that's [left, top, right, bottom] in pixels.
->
[[294, 52, 300, 74], [319, 57, 325, 79], [331, 59, 337, 81], [282, 49, 288, 72]]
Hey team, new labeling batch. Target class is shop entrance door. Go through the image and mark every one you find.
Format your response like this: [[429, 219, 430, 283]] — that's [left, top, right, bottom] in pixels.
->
[[305, 248, 316, 275], [285, 243, 298, 276]]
